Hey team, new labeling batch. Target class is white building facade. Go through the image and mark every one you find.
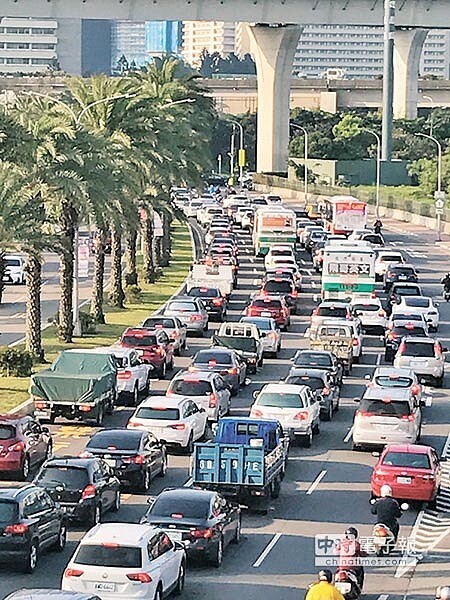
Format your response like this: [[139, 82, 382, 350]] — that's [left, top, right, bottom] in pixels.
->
[[0, 17, 58, 73]]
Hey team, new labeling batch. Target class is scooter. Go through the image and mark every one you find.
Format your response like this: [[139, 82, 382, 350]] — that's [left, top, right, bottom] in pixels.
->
[[372, 522, 396, 556], [334, 568, 362, 599], [443, 288, 450, 303]]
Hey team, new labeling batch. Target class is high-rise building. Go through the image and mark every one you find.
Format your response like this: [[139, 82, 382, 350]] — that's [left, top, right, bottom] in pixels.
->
[[182, 21, 236, 67], [0, 16, 58, 73], [146, 21, 182, 58]]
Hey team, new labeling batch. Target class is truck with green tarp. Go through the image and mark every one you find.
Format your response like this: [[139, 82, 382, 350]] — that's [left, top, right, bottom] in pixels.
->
[[30, 350, 117, 425]]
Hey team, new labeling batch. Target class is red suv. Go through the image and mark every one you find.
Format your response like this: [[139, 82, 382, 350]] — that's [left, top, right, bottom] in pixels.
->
[[246, 295, 291, 331], [119, 327, 175, 379], [0, 415, 52, 480]]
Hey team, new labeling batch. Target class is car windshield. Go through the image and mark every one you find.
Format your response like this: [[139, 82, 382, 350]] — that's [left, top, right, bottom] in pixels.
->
[[382, 452, 430, 469], [241, 318, 271, 331], [317, 306, 348, 318], [253, 299, 282, 309], [359, 399, 410, 417], [380, 255, 402, 263], [121, 334, 157, 347], [170, 380, 212, 395], [189, 288, 219, 298], [353, 303, 379, 312], [402, 341, 436, 357], [271, 249, 292, 257], [195, 351, 232, 365], [374, 376, 414, 388], [0, 425, 15, 440], [257, 392, 305, 408], [135, 407, 180, 420], [35, 466, 89, 488], [264, 281, 292, 293], [75, 544, 142, 568], [285, 376, 323, 391], [319, 326, 351, 337], [87, 432, 141, 451], [404, 297, 430, 308], [150, 496, 209, 519], [392, 267, 415, 275], [166, 302, 197, 312], [294, 352, 332, 367], [142, 318, 175, 328]]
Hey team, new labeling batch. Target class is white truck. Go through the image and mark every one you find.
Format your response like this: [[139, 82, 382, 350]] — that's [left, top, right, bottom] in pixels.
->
[[187, 262, 234, 297], [321, 243, 376, 301]]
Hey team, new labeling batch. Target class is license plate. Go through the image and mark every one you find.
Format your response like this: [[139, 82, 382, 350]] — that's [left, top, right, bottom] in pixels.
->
[[397, 476, 412, 484], [399, 275, 407, 280], [103, 459, 116, 468], [261, 311, 271, 317], [335, 583, 352, 594], [61, 506, 67, 513], [166, 531, 183, 541], [95, 583, 116, 592]]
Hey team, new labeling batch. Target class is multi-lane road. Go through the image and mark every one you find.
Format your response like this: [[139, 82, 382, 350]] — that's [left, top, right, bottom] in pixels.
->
[[2, 211, 450, 599]]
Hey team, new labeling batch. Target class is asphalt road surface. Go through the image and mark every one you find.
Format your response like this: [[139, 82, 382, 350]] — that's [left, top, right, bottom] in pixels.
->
[[1, 213, 450, 599]]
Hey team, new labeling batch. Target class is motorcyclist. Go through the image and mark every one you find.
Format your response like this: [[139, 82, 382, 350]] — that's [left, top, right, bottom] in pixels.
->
[[374, 219, 383, 234], [305, 570, 345, 600], [436, 586, 450, 600], [371, 484, 402, 540], [441, 273, 450, 291], [335, 527, 365, 590]]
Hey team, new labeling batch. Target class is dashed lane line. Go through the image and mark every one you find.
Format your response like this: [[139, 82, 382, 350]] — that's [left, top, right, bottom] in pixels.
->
[[306, 470, 327, 495], [343, 427, 353, 443], [252, 533, 282, 568]]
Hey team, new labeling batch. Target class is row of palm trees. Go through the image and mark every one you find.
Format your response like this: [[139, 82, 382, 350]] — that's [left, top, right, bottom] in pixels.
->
[[0, 58, 215, 360]]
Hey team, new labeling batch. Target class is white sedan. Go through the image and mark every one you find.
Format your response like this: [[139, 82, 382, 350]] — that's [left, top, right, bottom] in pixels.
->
[[393, 296, 440, 331]]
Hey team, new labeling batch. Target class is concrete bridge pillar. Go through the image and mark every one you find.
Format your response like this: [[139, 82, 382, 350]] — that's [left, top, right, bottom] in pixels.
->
[[248, 24, 303, 173], [393, 28, 429, 119]]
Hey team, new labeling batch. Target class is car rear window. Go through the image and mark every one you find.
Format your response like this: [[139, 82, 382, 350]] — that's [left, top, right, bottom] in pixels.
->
[[393, 287, 420, 296], [404, 297, 430, 308], [285, 376, 324, 391], [374, 376, 414, 388], [257, 392, 305, 408], [402, 341, 435, 357], [353, 303, 379, 312], [75, 544, 142, 568], [380, 255, 402, 263], [317, 307, 348, 318], [393, 325, 427, 337], [135, 406, 180, 421], [319, 326, 351, 337], [87, 432, 141, 451], [264, 280, 293, 293], [0, 500, 18, 523], [195, 351, 232, 365], [392, 267, 415, 275], [166, 301, 197, 312], [382, 451, 430, 469], [294, 352, 332, 367], [359, 399, 410, 417], [5, 259, 20, 267], [150, 496, 209, 519], [271, 249, 292, 257], [142, 318, 175, 328], [35, 466, 89, 488], [189, 287, 219, 298], [0, 425, 15, 440], [170, 380, 212, 395], [253, 299, 282, 309], [121, 334, 157, 347]]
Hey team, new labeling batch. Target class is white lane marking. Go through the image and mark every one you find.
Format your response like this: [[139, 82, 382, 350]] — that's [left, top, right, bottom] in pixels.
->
[[376, 353, 382, 366], [306, 269, 313, 277], [300, 259, 306, 265], [306, 470, 327, 495], [343, 427, 353, 443], [252, 533, 282, 568], [184, 477, 193, 487], [377, 595, 389, 600]]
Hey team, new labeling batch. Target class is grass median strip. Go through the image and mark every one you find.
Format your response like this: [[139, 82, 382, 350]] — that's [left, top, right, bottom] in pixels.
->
[[0, 221, 192, 413]]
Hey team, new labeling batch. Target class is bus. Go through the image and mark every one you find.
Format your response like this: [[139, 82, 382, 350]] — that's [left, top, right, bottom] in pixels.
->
[[320, 196, 367, 235], [253, 207, 297, 256], [321, 243, 376, 300]]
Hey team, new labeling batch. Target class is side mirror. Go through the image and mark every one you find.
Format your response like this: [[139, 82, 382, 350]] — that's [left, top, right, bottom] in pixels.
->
[[252, 390, 259, 399]]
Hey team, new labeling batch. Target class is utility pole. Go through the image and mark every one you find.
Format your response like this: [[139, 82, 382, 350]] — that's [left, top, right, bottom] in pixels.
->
[[381, 0, 395, 161]]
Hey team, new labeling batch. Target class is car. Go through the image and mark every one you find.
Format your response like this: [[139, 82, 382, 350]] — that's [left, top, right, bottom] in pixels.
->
[[366, 366, 423, 406], [266, 264, 302, 290], [264, 245, 295, 270], [312, 244, 326, 273], [374, 249, 404, 281], [34, 457, 121, 526], [264, 194, 283, 204], [141, 487, 241, 567], [246, 295, 291, 331], [300, 225, 324, 247], [393, 336, 447, 387], [310, 301, 355, 329], [185, 198, 203, 218], [290, 350, 343, 386], [0, 482, 66, 573], [163, 296, 209, 335], [62, 523, 186, 598], [216, 322, 264, 373], [127, 395, 207, 454], [386, 282, 423, 314], [350, 296, 387, 334], [234, 205, 253, 226], [239, 316, 282, 357], [241, 209, 254, 230], [359, 232, 385, 246], [260, 277, 298, 314], [393, 296, 440, 332], [371, 444, 442, 507], [250, 196, 268, 207], [190, 348, 247, 395], [4, 590, 101, 600], [209, 241, 238, 259], [384, 263, 419, 291], [352, 387, 422, 450], [199, 205, 224, 227], [306, 230, 327, 253], [2, 254, 26, 285], [141, 315, 187, 356], [284, 368, 339, 421], [386, 311, 429, 334], [250, 383, 321, 447], [0, 415, 52, 480], [119, 327, 174, 379], [311, 317, 364, 363], [384, 320, 428, 362], [82, 429, 167, 492], [166, 370, 231, 421], [348, 228, 373, 241], [187, 286, 227, 322]]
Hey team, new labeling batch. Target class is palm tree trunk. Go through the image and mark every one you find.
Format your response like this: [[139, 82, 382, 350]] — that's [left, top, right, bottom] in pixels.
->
[[0, 252, 5, 305], [160, 211, 171, 267], [142, 215, 156, 283], [25, 253, 44, 361], [124, 230, 138, 286], [109, 225, 125, 308], [90, 228, 106, 324], [58, 200, 77, 343]]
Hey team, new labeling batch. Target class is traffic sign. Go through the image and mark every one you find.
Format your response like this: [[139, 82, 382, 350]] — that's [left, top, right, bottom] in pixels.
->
[[435, 199, 445, 210], [434, 191, 446, 201], [436, 207, 444, 215]]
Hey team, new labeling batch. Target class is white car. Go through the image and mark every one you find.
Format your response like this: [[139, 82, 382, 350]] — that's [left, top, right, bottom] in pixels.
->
[[240, 316, 282, 357], [366, 366, 423, 405], [141, 315, 187, 355], [250, 383, 320, 447], [62, 523, 186, 599], [2, 254, 26, 285], [264, 245, 295, 270], [264, 194, 283, 204], [166, 370, 231, 422], [127, 395, 207, 453], [348, 228, 373, 241], [266, 256, 298, 273], [393, 336, 447, 387], [316, 318, 363, 362], [387, 311, 429, 334], [199, 205, 224, 227], [393, 296, 440, 332], [223, 194, 248, 208], [185, 198, 203, 218], [374, 249, 404, 281], [351, 296, 387, 334]]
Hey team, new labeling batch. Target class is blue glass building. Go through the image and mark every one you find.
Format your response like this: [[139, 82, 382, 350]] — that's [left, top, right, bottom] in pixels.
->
[[145, 21, 182, 57]]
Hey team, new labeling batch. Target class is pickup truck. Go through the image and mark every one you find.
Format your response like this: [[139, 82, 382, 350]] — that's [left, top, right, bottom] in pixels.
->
[[187, 263, 234, 297], [308, 323, 353, 375], [192, 417, 290, 513], [30, 350, 117, 425], [212, 322, 263, 373]]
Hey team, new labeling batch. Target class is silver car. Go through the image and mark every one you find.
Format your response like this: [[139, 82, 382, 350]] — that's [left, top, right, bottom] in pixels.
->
[[190, 347, 247, 396], [239, 316, 281, 357], [141, 315, 187, 355], [394, 336, 446, 387], [163, 296, 208, 336]]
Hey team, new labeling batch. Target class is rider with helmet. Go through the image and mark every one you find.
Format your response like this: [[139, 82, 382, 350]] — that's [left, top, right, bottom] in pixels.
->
[[335, 527, 365, 589], [441, 273, 450, 291], [305, 570, 345, 600], [436, 587, 450, 600], [371, 484, 402, 540]]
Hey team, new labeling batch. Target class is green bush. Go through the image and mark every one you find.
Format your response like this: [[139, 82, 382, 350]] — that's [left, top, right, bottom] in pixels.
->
[[0, 347, 33, 377], [79, 311, 97, 335], [125, 284, 142, 304]]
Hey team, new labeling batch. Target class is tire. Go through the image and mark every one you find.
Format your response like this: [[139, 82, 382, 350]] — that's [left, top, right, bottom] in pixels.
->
[[91, 503, 102, 526], [231, 385, 239, 397], [271, 477, 281, 499], [112, 490, 121, 512], [143, 374, 151, 397], [258, 356, 264, 368], [353, 354, 360, 364], [173, 561, 186, 596], [139, 468, 151, 493], [302, 431, 313, 448], [212, 536, 224, 568], [185, 434, 194, 455], [323, 403, 333, 422], [19, 455, 30, 481], [159, 362, 167, 379], [153, 586, 163, 600], [352, 442, 361, 451], [168, 357, 174, 371], [45, 442, 53, 461], [313, 421, 320, 435], [53, 523, 67, 552], [435, 375, 444, 388], [23, 540, 38, 574], [131, 385, 139, 407], [232, 516, 241, 544], [174, 346, 181, 357], [95, 404, 104, 426], [384, 350, 393, 363], [158, 450, 167, 477]]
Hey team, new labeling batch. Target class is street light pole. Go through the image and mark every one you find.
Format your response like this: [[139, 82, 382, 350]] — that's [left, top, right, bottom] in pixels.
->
[[290, 123, 308, 202], [225, 118, 244, 183], [363, 128, 381, 219], [229, 128, 236, 181], [416, 131, 443, 241], [423, 95, 434, 137]]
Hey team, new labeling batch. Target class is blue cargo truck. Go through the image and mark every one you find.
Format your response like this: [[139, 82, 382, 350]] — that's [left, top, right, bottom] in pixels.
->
[[192, 417, 290, 512]]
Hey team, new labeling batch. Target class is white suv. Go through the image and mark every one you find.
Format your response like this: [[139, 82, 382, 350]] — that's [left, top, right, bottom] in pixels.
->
[[264, 245, 295, 270], [394, 336, 446, 387], [393, 296, 440, 332], [3, 254, 26, 285], [62, 523, 186, 599]]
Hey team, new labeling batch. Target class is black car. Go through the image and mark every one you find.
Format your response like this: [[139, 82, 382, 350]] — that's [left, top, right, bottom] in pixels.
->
[[5, 591, 100, 600], [384, 321, 428, 362], [306, 230, 327, 253], [34, 457, 121, 526], [384, 264, 419, 291], [82, 429, 167, 493], [261, 278, 298, 314], [284, 368, 340, 421], [290, 350, 343, 386], [0, 482, 66, 573], [386, 283, 422, 314], [187, 286, 227, 321], [141, 487, 241, 567]]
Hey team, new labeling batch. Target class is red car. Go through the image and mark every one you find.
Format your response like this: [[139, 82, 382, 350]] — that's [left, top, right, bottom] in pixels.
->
[[260, 277, 298, 314], [371, 443, 442, 506], [246, 295, 291, 331], [119, 327, 175, 379], [0, 415, 52, 480]]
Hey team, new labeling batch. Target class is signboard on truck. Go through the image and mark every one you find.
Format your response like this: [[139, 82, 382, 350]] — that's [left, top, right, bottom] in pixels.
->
[[322, 244, 376, 300]]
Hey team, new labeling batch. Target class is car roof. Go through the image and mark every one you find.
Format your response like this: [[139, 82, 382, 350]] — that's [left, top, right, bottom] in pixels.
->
[[169, 295, 201, 302], [156, 487, 215, 501], [382, 444, 431, 456], [362, 387, 413, 400], [44, 457, 97, 468], [139, 395, 187, 408], [288, 368, 328, 378], [80, 523, 158, 546], [401, 336, 437, 343], [295, 349, 334, 358], [391, 282, 421, 289], [252, 295, 283, 302], [260, 383, 309, 394], [90, 428, 144, 439], [195, 347, 234, 356], [171, 370, 218, 382], [389, 263, 415, 269], [373, 367, 416, 378], [240, 316, 274, 325], [318, 301, 350, 308], [122, 327, 160, 336]]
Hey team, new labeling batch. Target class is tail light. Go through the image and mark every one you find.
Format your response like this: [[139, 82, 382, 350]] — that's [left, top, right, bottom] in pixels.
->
[[190, 527, 214, 539], [312, 307, 319, 316], [374, 525, 389, 537], [64, 568, 84, 578], [398, 341, 406, 354], [371, 290, 377, 298], [322, 387, 330, 396], [336, 570, 348, 581], [356, 410, 374, 417], [34, 401, 47, 410], [411, 384, 420, 395], [190, 315, 203, 321], [212, 298, 223, 306], [291, 290, 298, 298], [123, 454, 145, 464], [387, 332, 397, 340], [293, 411, 309, 421], [209, 393, 218, 408], [7, 441, 25, 453], [352, 338, 359, 346], [81, 484, 97, 500], [251, 409, 263, 417], [127, 420, 142, 428], [422, 474, 435, 480], [4, 523, 28, 535], [170, 423, 186, 430], [118, 370, 133, 380], [227, 367, 238, 375], [80, 405, 92, 413], [153, 347, 163, 355], [401, 414, 415, 421], [388, 271, 396, 278], [434, 343, 442, 357], [378, 310, 386, 317], [127, 573, 152, 583]]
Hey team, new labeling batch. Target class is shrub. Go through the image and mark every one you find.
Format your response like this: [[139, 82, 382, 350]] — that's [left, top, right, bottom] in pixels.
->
[[125, 284, 142, 304], [79, 311, 97, 335], [0, 347, 33, 377]]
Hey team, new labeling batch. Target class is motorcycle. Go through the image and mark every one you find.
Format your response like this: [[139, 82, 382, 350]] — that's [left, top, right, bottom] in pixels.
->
[[370, 500, 409, 556], [334, 568, 362, 599], [443, 288, 450, 302]]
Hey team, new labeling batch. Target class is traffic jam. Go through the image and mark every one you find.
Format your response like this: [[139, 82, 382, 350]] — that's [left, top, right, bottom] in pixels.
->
[[0, 186, 449, 600]]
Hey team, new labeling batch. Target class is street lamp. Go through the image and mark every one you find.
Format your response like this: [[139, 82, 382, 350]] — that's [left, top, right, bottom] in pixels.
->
[[416, 131, 443, 241], [225, 118, 245, 183], [290, 123, 308, 202], [362, 128, 381, 219], [423, 95, 435, 136]]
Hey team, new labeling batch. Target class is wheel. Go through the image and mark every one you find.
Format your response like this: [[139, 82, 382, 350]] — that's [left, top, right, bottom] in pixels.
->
[[91, 503, 102, 526], [323, 403, 333, 422], [174, 346, 181, 357], [159, 362, 167, 379], [23, 540, 38, 573], [45, 442, 53, 461], [334, 397, 340, 412], [384, 350, 393, 363], [106, 392, 114, 415], [95, 404, 104, 426], [173, 560, 186, 595], [143, 374, 151, 396], [353, 354, 360, 364], [185, 434, 194, 455], [232, 516, 241, 544], [435, 375, 444, 388], [212, 536, 224, 567], [168, 357, 174, 371], [19, 455, 30, 481], [158, 450, 167, 477], [258, 356, 264, 368], [231, 385, 239, 397], [352, 442, 361, 451], [153, 586, 163, 600], [270, 477, 281, 499], [313, 421, 320, 435], [53, 522, 67, 552], [112, 490, 121, 512], [131, 384, 139, 407], [139, 468, 151, 493], [302, 431, 313, 448]]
